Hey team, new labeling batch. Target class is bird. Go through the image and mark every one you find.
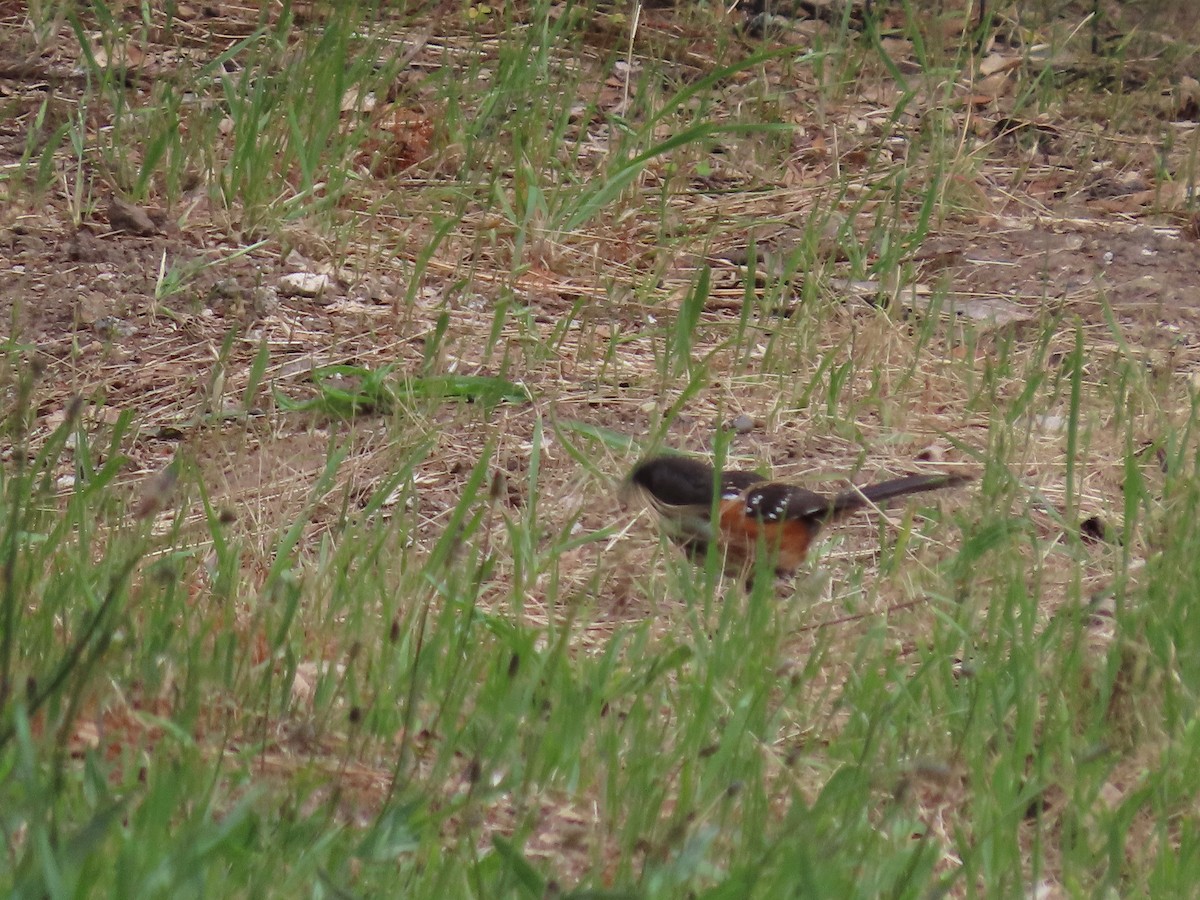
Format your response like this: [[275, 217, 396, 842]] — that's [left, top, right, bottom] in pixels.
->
[[625, 454, 971, 578]]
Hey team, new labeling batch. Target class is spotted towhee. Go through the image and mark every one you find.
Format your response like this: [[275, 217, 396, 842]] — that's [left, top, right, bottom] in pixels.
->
[[626, 454, 971, 577]]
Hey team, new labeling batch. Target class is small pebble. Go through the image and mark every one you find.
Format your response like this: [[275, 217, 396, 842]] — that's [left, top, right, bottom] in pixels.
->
[[93, 316, 136, 338], [106, 192, 159, 236], [728, 414, 755, 434], [279, 272, 331, 298]]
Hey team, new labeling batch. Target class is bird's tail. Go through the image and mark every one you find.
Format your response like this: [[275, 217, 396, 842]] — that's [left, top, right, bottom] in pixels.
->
[[827, 473, 972, 518]]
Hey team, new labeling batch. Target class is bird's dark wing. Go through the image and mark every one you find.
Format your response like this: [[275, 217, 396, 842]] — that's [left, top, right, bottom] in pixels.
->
[[740, 472, 972, 525], [740, 482, 835, 524]]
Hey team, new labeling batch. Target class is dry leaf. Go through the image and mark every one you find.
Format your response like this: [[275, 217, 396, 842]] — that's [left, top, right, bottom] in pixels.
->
[[972, 71, 1012, 101], [133, 462, 179, 520], [1172, 76, 1200, 121], [978, 52, 1021, 77], [359, 105, 434, 175]]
